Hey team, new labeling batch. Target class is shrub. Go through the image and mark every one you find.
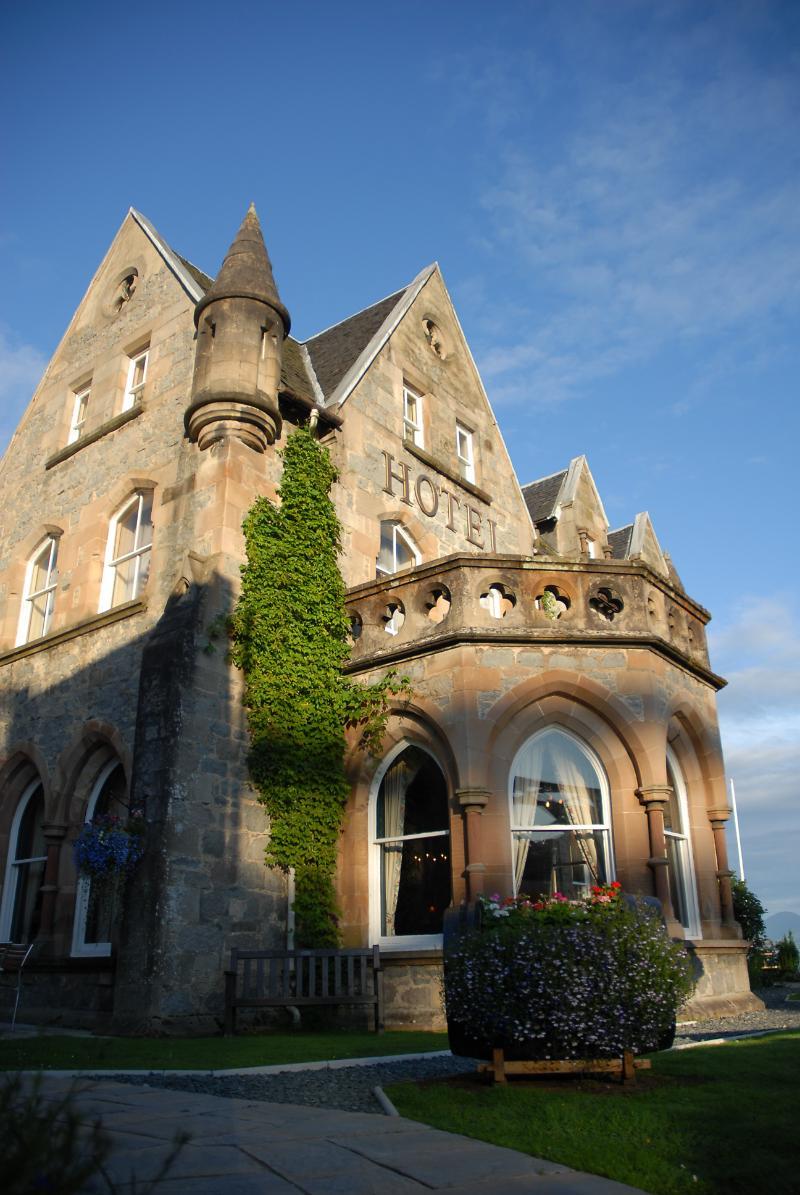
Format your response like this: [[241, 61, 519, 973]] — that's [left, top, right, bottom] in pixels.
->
[[444, 886, 695, 1059], [776, 931, 799, 978], [731, 878, 766, 950]]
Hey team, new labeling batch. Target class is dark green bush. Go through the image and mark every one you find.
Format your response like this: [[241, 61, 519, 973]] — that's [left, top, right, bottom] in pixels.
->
[[444, 890, 694, 1059], [731, 877, 766, 949], [777, 931, 799, 978]]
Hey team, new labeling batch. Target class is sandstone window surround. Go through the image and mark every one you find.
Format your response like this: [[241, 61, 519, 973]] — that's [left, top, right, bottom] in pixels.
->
[[16, 534, 60, 646], [122, 345, 149, 412], [402, 381, 424, 449], [376, 520, 420, 579], [68, 382, 91, 445], [509, 727, 614, 900], [0, 778, 46, 944], [71, 758, 127, 958], [665, 748, 701, 938], [99, 492, 154, 612], [370, 743, 452, 950], [455, 421, 475, 485]]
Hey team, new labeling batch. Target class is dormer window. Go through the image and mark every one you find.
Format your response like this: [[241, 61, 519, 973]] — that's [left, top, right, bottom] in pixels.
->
[[123, 346, 149, 411], [403, 383, 423, 448], [68, 384, 91, 445], [377, 521, 420, 578], [17, 536, 59, 645], [456, 422, 475, 484]]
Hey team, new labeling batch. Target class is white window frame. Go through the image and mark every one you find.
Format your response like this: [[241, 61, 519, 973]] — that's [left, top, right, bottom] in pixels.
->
[[376, 521, 420, 578], [368, 741, 450, 952], [456, 422, 475, 484], [0, 779, 47, 944], [122, 347, 149, 411], [16, 536, 59, 646], [68, 383, 91, 444], [665, 748, 702, 938], [402, 382, 424, 448], [99, 492, 153, 612], [71, 760, 124, 958], [508, 727, 615, 897]]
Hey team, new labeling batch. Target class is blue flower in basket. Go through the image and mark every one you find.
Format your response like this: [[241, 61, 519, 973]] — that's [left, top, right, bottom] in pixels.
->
[[73, 811, 145, 878]]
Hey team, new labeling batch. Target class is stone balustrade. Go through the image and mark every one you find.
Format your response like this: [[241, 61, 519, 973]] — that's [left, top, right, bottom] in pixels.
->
[[344, 554, 717, 681]]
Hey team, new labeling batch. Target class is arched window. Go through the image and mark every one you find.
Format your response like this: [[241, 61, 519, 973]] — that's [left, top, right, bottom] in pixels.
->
[[376, 521, 419, 578], [665, 750, 701, 937], [0, 780, 46, 944], [99, 492, 153, 611], [16, 537, 59, 645], [71, 760, 127, 957], [371, 745, 451, 946], [509, 728, 613, 899]]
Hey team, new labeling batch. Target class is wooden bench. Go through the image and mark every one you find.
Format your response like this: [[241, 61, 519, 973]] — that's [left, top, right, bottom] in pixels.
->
[[224, 946, 384, 1036]]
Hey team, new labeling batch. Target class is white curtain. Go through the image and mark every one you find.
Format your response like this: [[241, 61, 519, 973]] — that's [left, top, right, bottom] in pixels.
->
[[381, 759, 413, 934], [549, 739, 601, 884], [512, 738, 545, 891]]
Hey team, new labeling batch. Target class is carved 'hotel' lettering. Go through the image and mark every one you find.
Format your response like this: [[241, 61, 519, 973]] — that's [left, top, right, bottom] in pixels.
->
[[382, 450, 497, 553]]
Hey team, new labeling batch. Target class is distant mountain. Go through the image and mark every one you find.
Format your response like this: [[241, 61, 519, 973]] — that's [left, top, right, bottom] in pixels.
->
[[765, 911, 800, 941]]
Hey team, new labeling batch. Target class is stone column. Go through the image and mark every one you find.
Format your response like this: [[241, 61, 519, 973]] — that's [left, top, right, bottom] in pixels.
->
[[38, 822, 68, 944], [456, 788, 490, 900], [708, 806, 736, 926], [635, 786, 676, 921]]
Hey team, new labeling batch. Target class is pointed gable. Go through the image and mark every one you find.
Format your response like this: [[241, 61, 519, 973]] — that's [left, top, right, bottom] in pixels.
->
[[608, 524, 634, 559], [305, 290, 406, 400], [522, 469, 568, 525]]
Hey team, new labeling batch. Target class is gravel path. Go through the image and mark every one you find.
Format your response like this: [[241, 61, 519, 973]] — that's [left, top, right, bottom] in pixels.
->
[[674, 984, 800, 1045], [91, 986, 800, 1116], [89, 1053, 476, 1115]]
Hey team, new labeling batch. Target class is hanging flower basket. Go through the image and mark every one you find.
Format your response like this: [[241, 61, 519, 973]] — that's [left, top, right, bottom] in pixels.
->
[[443, 885, 694, 1063], [73, 811, 145, 879]]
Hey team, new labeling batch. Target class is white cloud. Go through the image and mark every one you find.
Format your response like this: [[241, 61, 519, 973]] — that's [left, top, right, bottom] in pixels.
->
[[455, 16, 800, 407], [711, 595, 800, 915], [0, 326, 46, 455]]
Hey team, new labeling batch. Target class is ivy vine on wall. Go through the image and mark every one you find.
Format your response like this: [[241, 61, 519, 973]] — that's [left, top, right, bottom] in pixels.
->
[[231, 427, 408, 946]]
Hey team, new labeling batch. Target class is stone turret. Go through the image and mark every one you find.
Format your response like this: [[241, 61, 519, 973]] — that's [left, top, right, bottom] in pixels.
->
[[185, 204, 290, 452]]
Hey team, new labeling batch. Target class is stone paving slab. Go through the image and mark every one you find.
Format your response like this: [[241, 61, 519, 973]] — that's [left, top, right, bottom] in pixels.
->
[[28, 1078, 647, 1194]]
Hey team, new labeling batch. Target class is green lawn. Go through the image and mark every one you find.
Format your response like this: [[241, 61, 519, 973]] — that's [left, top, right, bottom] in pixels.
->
[[0, 1029, 449, 1072], [387, 1032, 800, 1195]]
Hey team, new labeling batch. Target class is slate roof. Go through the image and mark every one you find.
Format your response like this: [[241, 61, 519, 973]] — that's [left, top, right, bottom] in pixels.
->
[[304, 290, 406, 401], [521, 470, 567, 525], [176, 254, 214, 293], [607, 525, 633, 560]]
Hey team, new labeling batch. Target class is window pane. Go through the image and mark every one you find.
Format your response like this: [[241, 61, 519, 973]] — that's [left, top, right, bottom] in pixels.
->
[[111, 555, 136, 605], [513, 829, 608, 900], [664, 761, 683, 832], [114, 502, 139, 559], [28, 594, 50, 640], [10, 859, 45, 943], [133, 547, 151, 598], [15, 787, 45, 860], [667, 835, 690, 930], [138, 494, 153, 548], [394, 529, 415, 570], [377, 747, 451, 937], [512, 730, 603, 829], [30, 544, 53, 592]]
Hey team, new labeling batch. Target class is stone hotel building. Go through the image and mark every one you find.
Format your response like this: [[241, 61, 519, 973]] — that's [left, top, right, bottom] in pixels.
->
[[0, 206, 759, 1030]]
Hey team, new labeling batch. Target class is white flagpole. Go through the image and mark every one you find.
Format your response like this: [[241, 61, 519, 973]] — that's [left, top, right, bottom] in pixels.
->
[[729, 778, 745, 881]]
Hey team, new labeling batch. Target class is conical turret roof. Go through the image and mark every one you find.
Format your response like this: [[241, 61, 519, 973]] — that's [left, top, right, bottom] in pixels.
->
[[195, 204, 290, 334]]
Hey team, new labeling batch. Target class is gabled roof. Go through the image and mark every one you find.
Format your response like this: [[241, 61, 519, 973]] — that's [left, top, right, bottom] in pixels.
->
[[521, 469, 568, 524], [304, 264, 437, 407], [305, 290, 405, 399], [608, 524, 634, 559]]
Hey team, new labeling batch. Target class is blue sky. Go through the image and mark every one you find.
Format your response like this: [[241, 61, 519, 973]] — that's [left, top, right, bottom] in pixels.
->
[[2, 0, 798, 918]]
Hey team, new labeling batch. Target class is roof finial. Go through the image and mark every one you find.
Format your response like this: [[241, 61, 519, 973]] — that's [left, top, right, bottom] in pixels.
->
[[194, 204, 290, 335]]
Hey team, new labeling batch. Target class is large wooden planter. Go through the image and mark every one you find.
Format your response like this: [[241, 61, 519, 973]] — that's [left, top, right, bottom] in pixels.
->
[[442, 898, 676, 1063]]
